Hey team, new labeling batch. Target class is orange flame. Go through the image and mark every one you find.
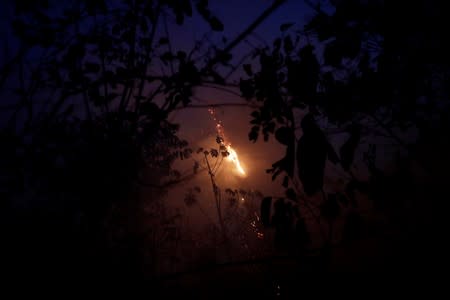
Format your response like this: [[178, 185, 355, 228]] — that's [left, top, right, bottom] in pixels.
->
[[208, 107, 246, 176], [226, 145, 246, 175]]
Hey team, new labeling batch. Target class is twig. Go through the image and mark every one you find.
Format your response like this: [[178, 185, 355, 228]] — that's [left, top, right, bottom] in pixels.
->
[[203, 0, 287, 71]]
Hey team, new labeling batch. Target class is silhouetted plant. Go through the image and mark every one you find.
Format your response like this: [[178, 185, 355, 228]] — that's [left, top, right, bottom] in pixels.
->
[[240, 0, 449, 266], [0, 0, 235, 282]]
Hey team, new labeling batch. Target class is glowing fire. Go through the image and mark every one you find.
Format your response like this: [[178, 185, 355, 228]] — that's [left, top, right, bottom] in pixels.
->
[[208, 107, 246, 176], [226, 145, 246, 175]]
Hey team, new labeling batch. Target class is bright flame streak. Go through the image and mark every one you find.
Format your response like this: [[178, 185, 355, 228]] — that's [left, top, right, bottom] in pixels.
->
[[226, 145, 246, 175]]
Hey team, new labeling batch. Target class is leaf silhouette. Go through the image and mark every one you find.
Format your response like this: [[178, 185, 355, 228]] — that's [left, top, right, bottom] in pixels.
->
[[210, 148, 219, 157], [208, 16, 224, 31], [280, 22, 294, 32], [243, 64, 253, 76], [271, 127, 295, 179], [297, 114, 328, 195], [240, 79, 254, 99], [248, 126, 259, 142], [282, 175, 289, 188], [285, 188, 296, 201], [283, 35, 294, 53], [275, 127, 294, 146], [340, 124, 361, 170], [327, 143, 340, 164]]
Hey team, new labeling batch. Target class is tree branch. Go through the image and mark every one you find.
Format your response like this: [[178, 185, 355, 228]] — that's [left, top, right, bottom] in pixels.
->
[[203, 0, 287, 71]]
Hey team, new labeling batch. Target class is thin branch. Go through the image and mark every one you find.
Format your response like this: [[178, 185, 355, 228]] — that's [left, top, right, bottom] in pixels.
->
[[203, 0, 287, 71], [163, 12, 175, 75], [223, 50, 256, 80], [369, 113, 409, 149]]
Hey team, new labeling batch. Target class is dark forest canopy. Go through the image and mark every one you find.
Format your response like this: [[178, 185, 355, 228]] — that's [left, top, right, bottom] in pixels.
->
[[1, 0, 448, 289]]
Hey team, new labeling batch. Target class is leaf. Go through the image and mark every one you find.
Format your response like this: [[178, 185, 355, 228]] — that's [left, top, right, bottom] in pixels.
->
[[184, 148, 193, 159], [177, 51, 187, 61], [216, 136, 224, 144], [243, 64, 253, 76], [193, 161, 199, 174], [327, 143, 340, 164], [210, 70, 225, 84], [184, 191, 196, 206], [345, 179, 370, 208], [181, 0, 193, 16], [160, 52, 174, 63], [210, 148, 219, 157], [297, 114, 328, 195], [323, 40, 342, 67], [272, 141, 295, 179], [273, 38, 281, 50], [275, 127, 294, 146], [240, 79, 254, 99], [261, 197, 272, 227], [280, 22, 294, 32], [196, 0, 210, 18], [282, 175, 289, 188], [248, 126, 259, 142], [208, 16, 224, 31], [340, 124, 361, 170], [175, 12, 184, 25], [250, 111, 260, 120], [285, 188, 296, 201], [284, 36, 294, 53]]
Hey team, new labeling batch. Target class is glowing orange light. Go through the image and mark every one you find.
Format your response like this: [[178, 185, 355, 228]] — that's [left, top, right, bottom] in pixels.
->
[[226, 145, 246, 175], [208, 107, 246, 176]]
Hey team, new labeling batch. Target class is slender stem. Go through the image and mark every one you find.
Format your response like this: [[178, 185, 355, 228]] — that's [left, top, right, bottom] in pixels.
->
[[135, 3, 161, 116], [163, 12, 175, 75], [204, 153, 229, 246]]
